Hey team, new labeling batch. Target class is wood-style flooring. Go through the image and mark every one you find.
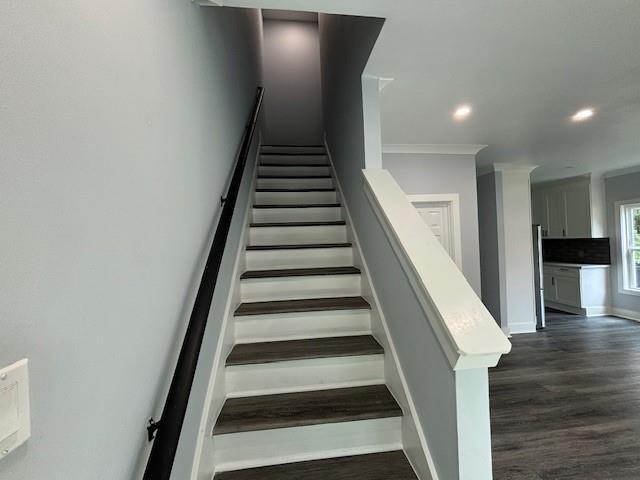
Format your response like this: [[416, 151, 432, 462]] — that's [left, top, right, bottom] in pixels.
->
[[491, 311, 640, 480]]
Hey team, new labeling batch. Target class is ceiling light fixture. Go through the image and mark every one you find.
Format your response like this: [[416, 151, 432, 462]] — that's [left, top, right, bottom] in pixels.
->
[[571, 108, 595, 122], [453, 105, 472, 120]]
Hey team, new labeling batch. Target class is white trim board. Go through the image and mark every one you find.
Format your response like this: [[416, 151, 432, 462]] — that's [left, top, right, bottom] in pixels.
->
[[382, 144, 487, 155], [407, 194, 463, 271], [611, 308, 640, 323], [324, 140, 437, 480], [191, 148, 260, 480]]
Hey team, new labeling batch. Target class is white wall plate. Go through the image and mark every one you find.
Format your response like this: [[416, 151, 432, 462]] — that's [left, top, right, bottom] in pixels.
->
[[0, 359, 30, 459]]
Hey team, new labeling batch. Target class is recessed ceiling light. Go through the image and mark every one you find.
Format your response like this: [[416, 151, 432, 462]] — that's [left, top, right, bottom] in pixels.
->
[[571, 108, 595, 122], [453, 105, 472, 120]]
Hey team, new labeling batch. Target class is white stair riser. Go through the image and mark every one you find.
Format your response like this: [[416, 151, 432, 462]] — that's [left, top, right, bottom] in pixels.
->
[[261, 146, 326, 154], [257, 177, 334, 189], [225, 355, 384, 398], [252, 207, 342, 223], [246, 247, 354, 270], [234, 309, 372, 343], [213, 417, 402, 473], [254, 190, 337, 205], [240, 274, 361, 302], [249, 225, 347, 245], [260, 154, 327, 163], [259, 165, 331, 176]]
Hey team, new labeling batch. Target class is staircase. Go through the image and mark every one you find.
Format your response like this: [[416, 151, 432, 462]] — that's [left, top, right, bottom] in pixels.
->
[[211, 145, 419, 479]]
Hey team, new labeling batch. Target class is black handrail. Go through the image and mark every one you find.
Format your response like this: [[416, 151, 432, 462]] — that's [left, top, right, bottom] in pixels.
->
[[143, 86, 264, 480]]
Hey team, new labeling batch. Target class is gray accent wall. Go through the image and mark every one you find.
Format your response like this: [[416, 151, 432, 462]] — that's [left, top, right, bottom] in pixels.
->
[[477, 173, 502, 326], [383, 153, 482, 294], [262, 18, 323, 145], [605, 171, 640, 315], [0, 4, 262, 479]]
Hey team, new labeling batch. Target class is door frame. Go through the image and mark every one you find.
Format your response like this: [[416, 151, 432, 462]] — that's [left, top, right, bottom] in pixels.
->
[[407, 193, 463, 270]]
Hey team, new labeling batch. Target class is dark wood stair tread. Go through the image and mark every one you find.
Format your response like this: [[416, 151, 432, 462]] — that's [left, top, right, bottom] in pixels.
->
[[246, 243, 352, 251], [260, 162, 329, 167], [213, 451, 418, 480], [258, 175, 332, 179], [250, 220, 346, 228], [241, 266, 360, 280], [261, 152, 327, 156], [226, 335, 383, 366], [213, 385, 402, 435], [253, 203, 340, 209], [255, 188, 336, 192], [234, 296, 370, 316]]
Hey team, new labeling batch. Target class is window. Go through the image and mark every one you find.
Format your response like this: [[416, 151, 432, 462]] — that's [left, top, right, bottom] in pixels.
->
[[620, 201, 640, 293]]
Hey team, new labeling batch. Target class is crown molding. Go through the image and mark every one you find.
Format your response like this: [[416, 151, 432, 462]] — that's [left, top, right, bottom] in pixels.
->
[[382, 144, 488, 155], [492, 163, 538, 174]]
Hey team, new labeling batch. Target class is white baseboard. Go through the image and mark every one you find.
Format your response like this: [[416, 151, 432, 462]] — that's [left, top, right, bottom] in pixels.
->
[[611, 307, 640, 323], [545, 301, 586, 316], [508, 322, 537, 335]]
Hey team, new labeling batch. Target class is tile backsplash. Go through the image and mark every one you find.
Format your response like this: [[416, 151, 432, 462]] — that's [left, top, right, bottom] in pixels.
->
[[542, 238, 611, 265]]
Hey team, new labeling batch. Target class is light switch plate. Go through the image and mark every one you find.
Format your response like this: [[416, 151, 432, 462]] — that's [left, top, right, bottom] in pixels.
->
[[0, 359, 30, 459]]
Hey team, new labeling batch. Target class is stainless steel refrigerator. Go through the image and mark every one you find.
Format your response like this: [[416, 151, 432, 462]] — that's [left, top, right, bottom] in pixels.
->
[[532, 224, 546, 329]]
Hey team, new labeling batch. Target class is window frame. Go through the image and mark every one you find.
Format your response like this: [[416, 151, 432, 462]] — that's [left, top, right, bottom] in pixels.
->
[[618, 200, 640, 296]]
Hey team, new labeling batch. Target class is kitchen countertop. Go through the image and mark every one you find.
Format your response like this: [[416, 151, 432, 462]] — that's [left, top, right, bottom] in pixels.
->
[[544, 262, 611, 269]]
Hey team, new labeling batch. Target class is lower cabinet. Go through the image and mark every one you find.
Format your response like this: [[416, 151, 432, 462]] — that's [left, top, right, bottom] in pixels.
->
[[544, 264, 610, 316]]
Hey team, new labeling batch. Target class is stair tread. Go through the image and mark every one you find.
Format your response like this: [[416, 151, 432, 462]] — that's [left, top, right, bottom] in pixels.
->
[[260, 163, 329, 167], [213, 384, 401, 435], [235, 296, 370, 316], [261, 152, 327, 156], [253, 203, 340, 209], [258, 175, 332, 179], [241, 266, 360, 279], [246, 242, 352, 251], [213, 451, 418, 480], [250, 220, 346, 228], [226, 335, 383, 366], [255, 188, 336, 192]]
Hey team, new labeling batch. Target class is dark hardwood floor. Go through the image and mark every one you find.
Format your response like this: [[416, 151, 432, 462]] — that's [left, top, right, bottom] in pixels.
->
[[491, 311, 640, 480]]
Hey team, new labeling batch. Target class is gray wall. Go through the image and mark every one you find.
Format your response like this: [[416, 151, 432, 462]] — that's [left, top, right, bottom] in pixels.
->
[[320, 13, 462, 480], [262, 18, 323, 145], [605, 171, 640, 314], [383, 153, 482, 295], [0, 3, 262, 479], [477, 173, 502, 325]]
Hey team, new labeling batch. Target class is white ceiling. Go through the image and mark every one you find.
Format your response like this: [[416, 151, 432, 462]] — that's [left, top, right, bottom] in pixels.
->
[[365, 1, 640, 183], [223, 0, 640, 183]]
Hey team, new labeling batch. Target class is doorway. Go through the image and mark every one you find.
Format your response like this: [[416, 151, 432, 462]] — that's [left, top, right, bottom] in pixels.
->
[[408, 194, 463, 269]]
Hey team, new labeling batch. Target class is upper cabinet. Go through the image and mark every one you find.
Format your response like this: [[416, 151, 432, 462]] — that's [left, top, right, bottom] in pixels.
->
[[531, 178, 592, 238]]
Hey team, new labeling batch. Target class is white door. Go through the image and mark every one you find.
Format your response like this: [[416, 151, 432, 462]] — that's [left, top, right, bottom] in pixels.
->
[[416, 204, 453, 256], [407, 194, 462, 269]]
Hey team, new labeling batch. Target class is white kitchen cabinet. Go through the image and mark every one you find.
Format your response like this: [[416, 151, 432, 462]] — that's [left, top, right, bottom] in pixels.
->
[[563, 182, 591, 237], [554, 269, 581, 306], [531, 188, 546, 228], [531, 178, 592, 238], [543, 268, 556, 302], [544, 263, 610, 316], [545, 187, 565, 237]]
